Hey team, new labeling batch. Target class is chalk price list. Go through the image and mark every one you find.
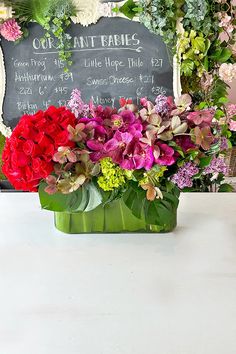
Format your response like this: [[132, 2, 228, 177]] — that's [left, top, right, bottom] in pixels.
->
[[13, 57, 75, 114], [81, 56, 166, 103], [12, 52, 166, 115]]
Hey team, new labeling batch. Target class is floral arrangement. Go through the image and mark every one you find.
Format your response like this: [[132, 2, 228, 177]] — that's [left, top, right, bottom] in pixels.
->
[[1, 90, 233, 219], [118, 0, 236, 105]]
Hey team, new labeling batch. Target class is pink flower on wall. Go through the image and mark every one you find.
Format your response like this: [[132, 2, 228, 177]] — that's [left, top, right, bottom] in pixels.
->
[[229, 120, 236, 131], [0, 19, 22, 41]]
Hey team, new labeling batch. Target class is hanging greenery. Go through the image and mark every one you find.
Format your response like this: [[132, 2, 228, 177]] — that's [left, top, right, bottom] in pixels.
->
[[4, 0, 76, 71]]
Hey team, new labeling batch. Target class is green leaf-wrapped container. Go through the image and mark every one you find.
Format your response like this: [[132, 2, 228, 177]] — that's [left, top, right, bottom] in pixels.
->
[[39, 181, 180, 234], [54, 197, 178, 234]]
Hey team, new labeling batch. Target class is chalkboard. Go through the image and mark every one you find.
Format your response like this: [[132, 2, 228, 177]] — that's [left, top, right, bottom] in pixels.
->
[[0, 18, 173, 129]]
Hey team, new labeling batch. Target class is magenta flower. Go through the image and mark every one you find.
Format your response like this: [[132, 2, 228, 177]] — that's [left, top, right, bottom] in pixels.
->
[[86, 125, 109, 161], [110, 110, 140, 132], [86, 125, 107, 149], [140, 97, 148, 107], [104, 131, 154, 170], [0, 19, 22, 41], [94, 105, 117, 120], [153, 142, 176, 166]]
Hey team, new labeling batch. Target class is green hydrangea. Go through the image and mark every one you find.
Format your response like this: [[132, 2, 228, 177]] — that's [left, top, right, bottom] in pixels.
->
[[98, 158, 130, 192]]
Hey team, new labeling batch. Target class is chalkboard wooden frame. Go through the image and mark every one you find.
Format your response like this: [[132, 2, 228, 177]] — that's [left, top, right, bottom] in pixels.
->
[[0, 4, 182, 138]]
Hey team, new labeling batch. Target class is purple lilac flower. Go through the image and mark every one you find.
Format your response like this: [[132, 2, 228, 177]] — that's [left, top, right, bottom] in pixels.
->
[[220, 137, 229, 151], [171, 162, 199, 189], [155, 95, 169, 114], [204, 157, 228, 175], [67, 89, 90, 118]]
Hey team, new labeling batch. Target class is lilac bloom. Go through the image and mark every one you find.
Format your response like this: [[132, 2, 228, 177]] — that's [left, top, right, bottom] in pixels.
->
[[171, 162, 199, 189], [204, 157, 228, 176], [67, 89, 90, 118]]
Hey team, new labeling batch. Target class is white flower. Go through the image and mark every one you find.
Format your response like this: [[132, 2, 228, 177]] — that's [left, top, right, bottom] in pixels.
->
[[219, 63, 236, 83], [71, 0, 100, 26], [0, 3, 13, 20]]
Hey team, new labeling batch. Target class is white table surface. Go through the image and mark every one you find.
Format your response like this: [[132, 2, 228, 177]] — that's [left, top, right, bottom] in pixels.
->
[[0, 193, 236, 354]]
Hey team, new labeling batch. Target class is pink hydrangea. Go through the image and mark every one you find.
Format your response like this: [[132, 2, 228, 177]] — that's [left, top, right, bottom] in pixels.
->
[[104, 131, 154, 170], [218, 12, 234, 32], [0, 19, 22, 41], [187, 109, 214, 126]]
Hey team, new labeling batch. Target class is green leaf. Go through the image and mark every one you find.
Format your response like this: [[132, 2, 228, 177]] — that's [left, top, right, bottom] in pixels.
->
[[219, 48, 232, 63], [218, 183, 234, 192], [198, 102, 208, 110], [203, 56, 209, 71], [214, 109, 225, 120], [192, 37, 206, 53], [123, 182, 179, 227], [38, 181, 103, 212], [181, 59, 195, 76], [210, 48, 223, 60], [218, 97, 229, 104], [168, 141, 185, 157], [118, 0, 138, 19], [199, 156, 213, 168], [204, 39, 211, 56]]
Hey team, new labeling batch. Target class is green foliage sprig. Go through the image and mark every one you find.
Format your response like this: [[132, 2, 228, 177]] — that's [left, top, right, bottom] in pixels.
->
[[8, 0, 76, 71]]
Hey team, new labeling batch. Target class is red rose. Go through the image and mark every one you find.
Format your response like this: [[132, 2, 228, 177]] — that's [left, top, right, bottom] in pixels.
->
[[2, 106, 77, 192]]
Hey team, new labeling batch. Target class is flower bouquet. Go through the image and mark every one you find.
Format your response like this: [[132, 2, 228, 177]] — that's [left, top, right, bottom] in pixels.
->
[[1, 90, 231, 233]]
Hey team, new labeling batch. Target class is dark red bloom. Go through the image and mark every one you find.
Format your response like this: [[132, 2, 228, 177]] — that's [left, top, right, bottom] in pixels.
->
[[175, 136, 196, 152], [2, 106, 77, 191]]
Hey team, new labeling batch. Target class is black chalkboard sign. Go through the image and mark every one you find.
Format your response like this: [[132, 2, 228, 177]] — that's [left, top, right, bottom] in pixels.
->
[[1, 18, 173, 129]]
